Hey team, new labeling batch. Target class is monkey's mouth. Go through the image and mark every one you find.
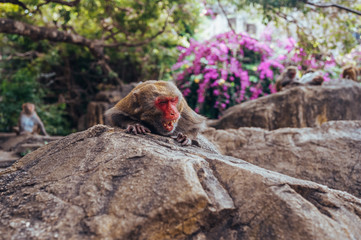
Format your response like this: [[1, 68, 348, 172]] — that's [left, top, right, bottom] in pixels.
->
[[162, 120, 177, 132]]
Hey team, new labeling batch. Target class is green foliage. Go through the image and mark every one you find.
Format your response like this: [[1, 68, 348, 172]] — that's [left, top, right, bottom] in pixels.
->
[[0, 62, 74, 135], [0, 67, 40, 132], [38, 103, 74, 136], [0, 0, 202, 134]]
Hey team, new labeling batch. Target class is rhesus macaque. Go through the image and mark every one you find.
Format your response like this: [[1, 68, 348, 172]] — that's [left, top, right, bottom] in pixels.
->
[[105, 80, 206, 146], [18, 103, 48, 136], [299, 70, 324, 86], [342, 66, 358, 82], [275, 66, 299, 92]]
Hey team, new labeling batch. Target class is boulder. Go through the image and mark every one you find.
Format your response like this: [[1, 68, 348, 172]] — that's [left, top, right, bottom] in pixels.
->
[[204, 121, 361, 198], [0, 134, 63, 169], [209, 80, 361, 130], [0, 134, 63, 154], [0, 150, 18, 169], [1, 125, 361, 239]]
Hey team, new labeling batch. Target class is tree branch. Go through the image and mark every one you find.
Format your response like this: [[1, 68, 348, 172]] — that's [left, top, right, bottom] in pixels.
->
[[0, 50, 41, 61], [105, 5, 175, 48], [217, 0, 235, 33], [304, 1, 361, 16], [0, 18, 124, 85], [0, 0, 28, 9], [0, 18, 104, 57], [43, 0, 80, 7]]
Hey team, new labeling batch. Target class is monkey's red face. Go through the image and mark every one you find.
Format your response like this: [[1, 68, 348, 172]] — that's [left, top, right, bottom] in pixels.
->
[[155, 96, 180, 132]]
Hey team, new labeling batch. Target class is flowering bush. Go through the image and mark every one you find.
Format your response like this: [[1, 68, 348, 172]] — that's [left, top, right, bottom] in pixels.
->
[[173, 31, 283, 118], [337, 45, 361, 66], [275, 37, 338, 81], [173, 30, 344, 119]]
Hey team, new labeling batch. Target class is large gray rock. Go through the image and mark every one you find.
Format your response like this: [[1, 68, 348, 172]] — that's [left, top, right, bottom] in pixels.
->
[[209, 80, 361, 130], [204, 121, 361, 198], [1, 125, 361, 239]]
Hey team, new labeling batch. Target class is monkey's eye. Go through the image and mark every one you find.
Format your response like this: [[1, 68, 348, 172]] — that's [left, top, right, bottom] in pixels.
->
[[170, 97, 178, 103]]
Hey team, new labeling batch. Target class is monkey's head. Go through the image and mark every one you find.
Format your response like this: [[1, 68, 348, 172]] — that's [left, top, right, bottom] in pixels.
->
[[22, 103, 35, 115], [286, 66, 297, 78], [119, 81, 184, 136], [342, 66, 357, 81], [309, 75, 324, 85]]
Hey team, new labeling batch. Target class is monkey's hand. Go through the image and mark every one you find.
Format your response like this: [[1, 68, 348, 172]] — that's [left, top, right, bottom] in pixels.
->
[[172, 132, 191, 146], [126, 124, 151, 135]]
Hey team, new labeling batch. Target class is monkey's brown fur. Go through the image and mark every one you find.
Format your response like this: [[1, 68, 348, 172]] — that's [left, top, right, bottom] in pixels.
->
[[308, 75, 324, 85], [105, 80, 206, 145], [275, 66, 299, 92], [342, 66, 358, 82]]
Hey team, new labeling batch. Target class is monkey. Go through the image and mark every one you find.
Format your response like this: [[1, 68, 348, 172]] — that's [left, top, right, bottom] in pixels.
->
[[18, 103, 48, 136], [105, 80, 206, 146], [342, 66, 358, 82], [275, 66, 300, 92], [299, 70, 324, 86], [308, 75, 324, 85]]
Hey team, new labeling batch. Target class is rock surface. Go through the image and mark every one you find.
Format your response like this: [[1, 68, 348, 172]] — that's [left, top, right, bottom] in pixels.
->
[[0, 134, 63, 169], [209, 80, 361, 130], [0, 150, 18, 169], [204, 121, 361, 198], [1, 125, 361, 239]]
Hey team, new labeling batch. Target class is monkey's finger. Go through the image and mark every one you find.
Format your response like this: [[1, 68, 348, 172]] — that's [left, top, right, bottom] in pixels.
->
[[132, 128, 138, 135], [178, 136, 186, 142], [139, 126, 146, 134], [176, 133, 184, 141], [135, 125, 143, 134], [177, 135, 184, 142], [125, 125, 132, 133], [129, 125, 138, 135], [181, 138, 191, 146], [142, 127, 151, 134], [139, 125, 150, 134]]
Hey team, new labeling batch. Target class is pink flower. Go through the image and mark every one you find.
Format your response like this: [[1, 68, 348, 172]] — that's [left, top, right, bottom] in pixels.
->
[[221, 69, 228, 80], [323, 72, 331, 82], [219, 43, 228, 53], [213, 89, 220, 96], [269, 84, 277, 94], [250, 86, 262, 100]]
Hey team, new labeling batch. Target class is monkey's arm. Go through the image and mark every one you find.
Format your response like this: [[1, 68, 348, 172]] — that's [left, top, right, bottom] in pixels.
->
[[280, 77, 293, 87], [18, 113, 25, 134], [105, 108, 150, 134], [171, 105, 206, 146], [34, 114, 49, 136]]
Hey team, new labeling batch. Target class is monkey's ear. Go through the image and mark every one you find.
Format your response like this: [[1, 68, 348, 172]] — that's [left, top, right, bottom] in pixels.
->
[[177, 97, 187, 113], [131, 90, 142, 115]]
